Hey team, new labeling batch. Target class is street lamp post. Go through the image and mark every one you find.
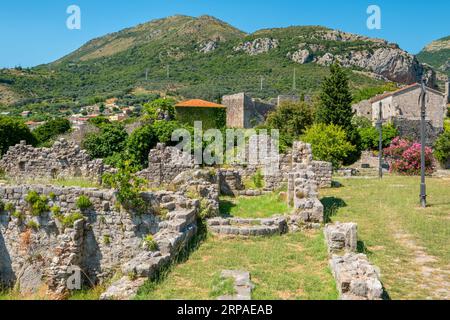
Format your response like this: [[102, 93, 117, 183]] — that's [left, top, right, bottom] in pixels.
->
[[376, 101, 383, 179], [419, 80, 427, 208]]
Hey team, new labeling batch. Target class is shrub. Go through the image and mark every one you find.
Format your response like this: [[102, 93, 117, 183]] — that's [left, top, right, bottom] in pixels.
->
[[103, 235, 111, 245], [0, 116, 37, 156], [384, 137, 435, 175], [252, 170, 264, 189], [152, 120, 184, 145], [51, 205, 62, 217], [434, 131, 450, 165], [33, 118, 71, 145], [302, 124, 356, 169], [25, 191, 50, 216], [82, 124, 128, 159], [59, 212, 85, 229], [143, 234, 158, 251], [12, 211, 25, 221], [359, 123, 399, 151], [0, 200, 4, 212], [126, 125, 157, 169], [143, 98, 176, 121], [102, 161, 147, 213], [4, 202, 15, 213], [76, 195, 93, 211], [49, 192, 56, 200], [26, 220, 40, 230], [265, 101, 315, 147]]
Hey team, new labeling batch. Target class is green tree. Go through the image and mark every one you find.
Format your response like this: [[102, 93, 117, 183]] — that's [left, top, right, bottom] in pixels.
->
[[265, 101, 315, 147], [126, 125, 158, 169], [434, 131, 450, 166], [302, 123, 356, 169], [0, 116, 37, 156], [33, 118, 71, 145], [316, 63, 354, 128], [144, 98, 176, 121], [82, 124, 128, 159]]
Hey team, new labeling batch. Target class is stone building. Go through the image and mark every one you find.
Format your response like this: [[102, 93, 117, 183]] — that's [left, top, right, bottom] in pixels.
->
[[369, 82, 448, 143], [223, 93, 276, 129]]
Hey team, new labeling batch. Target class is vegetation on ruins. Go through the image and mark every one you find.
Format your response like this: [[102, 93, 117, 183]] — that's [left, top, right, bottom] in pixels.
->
[[76, 195, 93, 211], [143, 98, 176, 122], [4, 202, 15, 214], [26, 220, 40, 230], [0, 116, 37, 156], [58, 212, 85, 229], [143, 234, 158, 251], [433, 131, 450, 166], [102, 161, 148, 213], [302, 123, 356, 169], [25, 191, 50, 216]]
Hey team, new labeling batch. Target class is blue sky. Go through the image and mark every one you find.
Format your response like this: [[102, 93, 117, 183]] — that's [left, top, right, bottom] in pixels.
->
[[0, 0, 448, 68]]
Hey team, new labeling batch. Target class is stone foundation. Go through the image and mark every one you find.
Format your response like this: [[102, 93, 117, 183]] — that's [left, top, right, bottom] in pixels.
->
[[207, 217, 287, 236]]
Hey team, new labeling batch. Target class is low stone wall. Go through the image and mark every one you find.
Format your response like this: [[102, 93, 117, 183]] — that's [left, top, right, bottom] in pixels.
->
[[0, 184, 198, 297], [207, 217, 287, 237], [330, 253, 383, 300], [0, 139, 106, 183], [324, 222, 384, 300]]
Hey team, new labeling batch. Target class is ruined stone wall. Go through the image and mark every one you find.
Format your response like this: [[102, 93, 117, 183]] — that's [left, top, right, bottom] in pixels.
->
[[223, 93, 275, 129], [0, 139, 106, 183], [393, 118, 442, 145], [223, 93, 245, 128], [137, 143, 195, 187], [0, 184, 198, 296]]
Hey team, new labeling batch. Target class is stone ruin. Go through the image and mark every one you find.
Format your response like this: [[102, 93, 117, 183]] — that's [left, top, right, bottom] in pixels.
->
[[0, 137, 335, 299], [324, 222, 384, 300], [138, 141, 332, 195], [0, 184, 198, 299], [0, 139, 108, 183]]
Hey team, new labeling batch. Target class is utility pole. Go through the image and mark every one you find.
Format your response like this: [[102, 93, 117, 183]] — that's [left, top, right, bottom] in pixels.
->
[[293, 68, 296, 91], [260, 76, 264, 91], [167, 65, 170, 79], [419, 79, 427, 208], [376, 101, 383, 179], [145, 68, 149, 81]]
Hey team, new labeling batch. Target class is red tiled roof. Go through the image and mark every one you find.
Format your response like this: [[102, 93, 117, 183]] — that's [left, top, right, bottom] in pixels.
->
[[175, 99, 225, 109], [370, 83, 445, 103]]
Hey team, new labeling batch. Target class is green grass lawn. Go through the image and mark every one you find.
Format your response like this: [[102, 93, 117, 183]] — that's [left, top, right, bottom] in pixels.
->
[[321, 175, 450, 300], [135, 230, 338, 300], [219, 192, 289, 219]]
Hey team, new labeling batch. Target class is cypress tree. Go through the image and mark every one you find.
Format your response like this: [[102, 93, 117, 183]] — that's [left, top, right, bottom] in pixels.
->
[[316, 62, 354, 129]]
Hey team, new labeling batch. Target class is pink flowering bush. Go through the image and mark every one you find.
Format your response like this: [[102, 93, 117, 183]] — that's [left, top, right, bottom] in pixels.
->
[[384, 137, 435, 175]]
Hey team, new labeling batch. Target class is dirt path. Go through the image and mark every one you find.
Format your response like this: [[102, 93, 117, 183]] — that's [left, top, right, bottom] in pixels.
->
[[393, 230, 450, 300]]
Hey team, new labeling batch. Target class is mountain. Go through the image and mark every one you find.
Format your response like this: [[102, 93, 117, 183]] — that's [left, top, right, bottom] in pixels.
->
[[417, 36, 450, 79], [0, 15, 438, 109]]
